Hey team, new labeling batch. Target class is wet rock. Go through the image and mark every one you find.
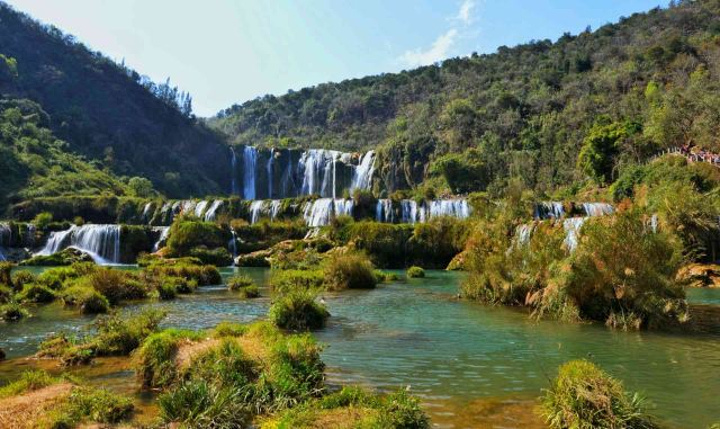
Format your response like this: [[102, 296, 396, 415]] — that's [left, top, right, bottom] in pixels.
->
[[678, 263, 720, 288]]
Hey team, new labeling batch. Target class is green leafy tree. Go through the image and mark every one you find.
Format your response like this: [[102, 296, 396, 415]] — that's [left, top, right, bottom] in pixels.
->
[[578, 118, 640, 184]]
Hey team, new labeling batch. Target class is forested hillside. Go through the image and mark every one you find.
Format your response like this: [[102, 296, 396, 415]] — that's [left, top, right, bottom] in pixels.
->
[[0, 2, 230, 198], [210, 0, 720, 196]]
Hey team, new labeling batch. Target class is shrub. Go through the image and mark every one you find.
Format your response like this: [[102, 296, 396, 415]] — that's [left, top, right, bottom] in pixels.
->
[[239, 284, 260, 298], [0, 284, 13, 303], [134, 328, 204, 388], [20, 248, 94, 266], [11, 270, 36, 291], [0, 370, 62, 399], [32, 212, 53, 230], [406, 266, 425, 278], [0, 302, 29, 321], [147, 263, 222, 286], [227, 274, 255, 291], [0, 261, 12, 286], [270, 269, 324, 293], [156, 282, 177, 300], [86, 267, 148, 305], [374, 270, 401, 283], [190, 246, 233, 266], [323, 251, 377, 290], [158, 380, 251, 428], [52, 387, 134, 426], [541, 360, 657, 429], [377, 390, 430, 429], [16, 283, 56, 303], [60, 285, 109, 314], [269, 289, 329, 331], [213, 321, 248, 338], [158, 275, 197, 294], [167, 220, 228, 256]]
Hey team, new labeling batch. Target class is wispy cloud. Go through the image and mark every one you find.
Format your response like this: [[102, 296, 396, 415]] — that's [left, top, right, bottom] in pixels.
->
[[456, 0, 475, 25], [400, 29, 458, 67], [399, 0, 478, 67]]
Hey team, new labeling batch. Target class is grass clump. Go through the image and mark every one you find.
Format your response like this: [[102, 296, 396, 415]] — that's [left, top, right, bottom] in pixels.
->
[[227, 274, 254, 290], [134, 328, 205, 388], [38, 309, 166, 365], [60, 284, 109, 314], [374, 270, 401, 283], [0, 370, 64, 399], [158, 380, 251, 428], [269, 289, 330, 331], [11, 270, 37, 291], [16, 283, 56, 303], [323, 251, 377, 290], [0, 301, 30, 321], [262, 386, 430, 429], [541, 359, 657, 429], [406, 266, 425, 278], [50, 387, 134, 426], [156, 281, 178, 300], [270, 269, 325, 293]]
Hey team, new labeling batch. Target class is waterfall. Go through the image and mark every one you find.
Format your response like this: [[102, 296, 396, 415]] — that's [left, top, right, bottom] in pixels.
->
[[230, 147, 239, 195], [563, 218, 586, 252], [351, 150, 375, 191], [243, 146, 257, 200], [376, 199, 394, 223], [249, 200, 266, 224], [300, 150, 341, 197], [267, 148, 275, 199], [229, 230, 238, 265], [269, 200, 282, 220], [650, 214, 658, 233], [303, 198, 335, 227], [535, 202, 565, 219], [0, 223, 10, 261], [427, 199, 471, 219], [334, 199, 354, 217], [37, 224, 121, 264], [194, 200, 209, 219], [400, 200, 416, 223], [515, 224, 534, 247], [152, 226, 170, 252], [142, 202, 154, 222], [204, 200, 224, 222], [582, 202, 614, 217]]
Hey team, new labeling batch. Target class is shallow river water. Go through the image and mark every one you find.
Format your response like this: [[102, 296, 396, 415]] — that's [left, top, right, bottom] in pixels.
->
[[1, 267, 719, 428]]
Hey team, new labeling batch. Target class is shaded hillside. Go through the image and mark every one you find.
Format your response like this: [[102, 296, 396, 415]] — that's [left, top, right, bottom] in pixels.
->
[[0, 2, 231, 198], [0, 97, 132, 211], [211, 0, 720, 196]]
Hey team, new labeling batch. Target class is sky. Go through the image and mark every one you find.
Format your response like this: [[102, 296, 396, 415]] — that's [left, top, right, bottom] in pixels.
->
[[6, 0, 663, 117]]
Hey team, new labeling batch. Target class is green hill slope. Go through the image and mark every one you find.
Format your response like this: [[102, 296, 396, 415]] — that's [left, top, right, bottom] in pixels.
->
[[210, 0, 720, 195], [0, 2, 231, 198]]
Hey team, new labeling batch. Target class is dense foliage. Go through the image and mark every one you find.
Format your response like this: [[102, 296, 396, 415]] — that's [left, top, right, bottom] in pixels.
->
[[211, 1, 720, 196]]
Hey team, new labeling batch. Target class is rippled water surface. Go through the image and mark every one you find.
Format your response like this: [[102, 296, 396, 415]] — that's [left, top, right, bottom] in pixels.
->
[[2, 267, 720, 428]]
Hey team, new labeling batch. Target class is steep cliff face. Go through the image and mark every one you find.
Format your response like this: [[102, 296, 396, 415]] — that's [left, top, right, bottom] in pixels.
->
[[0, 3, 230, 198]]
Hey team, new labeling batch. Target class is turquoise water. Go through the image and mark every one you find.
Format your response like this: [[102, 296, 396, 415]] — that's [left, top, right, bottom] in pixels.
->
[[2, 267, 720, 428]]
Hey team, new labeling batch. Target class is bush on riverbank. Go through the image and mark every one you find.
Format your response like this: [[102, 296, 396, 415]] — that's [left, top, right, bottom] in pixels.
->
[[323, 251, 377, 290], [269, 289, 329, 331], [270, 269, 325, 293], [463, 200, 689, 329], [38, 309, 166, 365], [189, 246, 233, 266], [262, 386, 430, 429], [166, 219, 229, 257], [0, 301, 29, 321], [407, 266, 425, 278], [541, 360, 657, 429], [16, 283, 56, 303]]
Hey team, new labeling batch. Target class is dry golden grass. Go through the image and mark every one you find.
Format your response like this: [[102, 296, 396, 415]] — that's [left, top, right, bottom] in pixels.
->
[[0, 383, 73, 429]]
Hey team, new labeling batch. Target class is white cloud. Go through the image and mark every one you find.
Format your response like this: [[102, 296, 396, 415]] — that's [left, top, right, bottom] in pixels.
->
[[400, 29, 458, 67], [456, 0, 475, 25]]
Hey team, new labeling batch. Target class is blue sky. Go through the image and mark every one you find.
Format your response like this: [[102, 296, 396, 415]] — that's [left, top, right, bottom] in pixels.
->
[[7, 0, 663, 117]]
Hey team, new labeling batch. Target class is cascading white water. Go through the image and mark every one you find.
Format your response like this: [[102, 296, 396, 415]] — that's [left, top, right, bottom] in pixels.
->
[[267, 148, 275, 199], [376, 199, 394, 223], [204, 200, 224, 222], [563, 218, 586, 252], [535, 202, 565, 219], [229, 230, 238, 266], [303, 198, 335, 227], [231, 147, 239, 195], [142, 202, 154, 222], [37, 224, 121, 264], [427, 199, 471, 220], [243, 146, 257, 200], [249, 200, 266, 224], [582, 202, 614, 217], [152, 226, 170, 252], [300, 149, 342, 198], [181, 200, 197, 215], [401, 200, 421, 224], [0, 223, 10, 261], [515, 224, 534, 247], [269, 200, 282, 220], [194, 200, 209, 219], [334, 199, 354, 217], [351, 150, 375, 191]]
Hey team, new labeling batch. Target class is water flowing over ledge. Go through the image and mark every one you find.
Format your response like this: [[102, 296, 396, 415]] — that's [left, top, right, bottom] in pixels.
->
[[228, 146, 376, 199], [36, 224, 121, 264]]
